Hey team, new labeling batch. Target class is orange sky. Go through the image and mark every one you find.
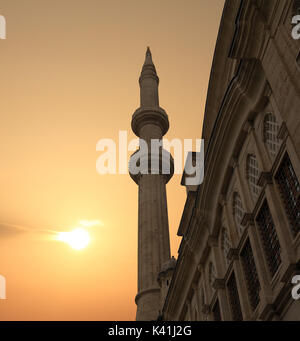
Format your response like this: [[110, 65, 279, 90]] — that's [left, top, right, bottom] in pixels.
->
[[0, 0, 224, 320]]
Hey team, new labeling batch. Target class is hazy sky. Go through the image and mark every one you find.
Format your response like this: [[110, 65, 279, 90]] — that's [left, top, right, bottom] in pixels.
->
[[0, 0, 224, 320]]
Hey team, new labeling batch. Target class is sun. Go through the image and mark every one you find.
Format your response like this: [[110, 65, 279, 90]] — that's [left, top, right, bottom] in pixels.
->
[[57, 228, 90, 250]]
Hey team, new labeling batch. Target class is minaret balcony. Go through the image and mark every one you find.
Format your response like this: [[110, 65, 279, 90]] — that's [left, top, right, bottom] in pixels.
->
[[129, 148, 174, 185], [131, 106, 169, 138]]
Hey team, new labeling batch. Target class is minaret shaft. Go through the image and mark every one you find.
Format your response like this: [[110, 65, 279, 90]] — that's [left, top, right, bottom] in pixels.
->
[[140, 78, 159, 107], [129, 48, 173, 321], [138, 174, 171, 292]]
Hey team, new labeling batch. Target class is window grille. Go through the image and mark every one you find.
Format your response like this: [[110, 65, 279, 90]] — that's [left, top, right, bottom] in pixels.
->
[[233, 192, 245, 235], [293, 0, 300, 15], [263, 114, 280, 159], [256, 200, 281, 277], [240, 239, 260, 310], [227, 273, 243, 321], [275, 153, 300, 236], [221, 227, 231, 266], [247, 154, 261, 199]]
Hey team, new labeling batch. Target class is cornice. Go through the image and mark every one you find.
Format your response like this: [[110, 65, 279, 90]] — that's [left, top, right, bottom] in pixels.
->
[[229, 0, 268, 60]]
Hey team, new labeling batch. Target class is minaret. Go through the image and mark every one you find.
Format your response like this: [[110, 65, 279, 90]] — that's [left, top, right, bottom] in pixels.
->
[[129, 48, 174, 321]]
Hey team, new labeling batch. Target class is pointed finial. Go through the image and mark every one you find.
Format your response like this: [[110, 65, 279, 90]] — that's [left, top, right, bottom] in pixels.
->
[[139, 47, 160, 105], [144, 46, 153, 65]]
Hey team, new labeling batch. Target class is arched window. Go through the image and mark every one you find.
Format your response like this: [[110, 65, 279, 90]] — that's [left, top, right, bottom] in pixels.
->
[[221, 227, 231, 266], [246, 154, 261, 200], [209, 262, 216, 288], [233, 192, 245, 235], [263, 113, 280, 159]]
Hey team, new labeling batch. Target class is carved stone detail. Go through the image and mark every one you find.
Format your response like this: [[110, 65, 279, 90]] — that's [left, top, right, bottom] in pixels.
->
[[227, 248, 239, 262]]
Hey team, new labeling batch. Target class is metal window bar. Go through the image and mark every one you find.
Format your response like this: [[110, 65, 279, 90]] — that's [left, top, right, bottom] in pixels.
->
[[275, 154, 300, 237], [227, 273, 243, 321], [247, 154, 261, 199], [240, 239, 261, 310], [264, 114, 280, 159], [256, 200, 281, 277], [233, 193, 244, 235]]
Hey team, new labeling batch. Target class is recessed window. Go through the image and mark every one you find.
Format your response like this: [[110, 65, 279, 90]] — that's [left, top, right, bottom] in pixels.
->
[[221, 227, 231, 266], [246, 154, 261, 200], [233, 192, 245, 235], [275, 153, 300, 237], [263, 113, 280, 159], [256, 200, 281, 277], [241, 239, 260, 310], [227, 272, 243, 321], [292, 0, 300, 16]]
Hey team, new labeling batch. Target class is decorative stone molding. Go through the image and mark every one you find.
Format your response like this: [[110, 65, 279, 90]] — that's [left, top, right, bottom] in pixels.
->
[[129, 149, 174, 185], [229, 157, 238, 169], [229, 1, 266, 60], [131, 106, 169, 137], [202, 304, 210, 315], [135, 287, 161, 305], [191, 282, 198, 292], [212, 278, 226, 290], [241, 213, 254, 227], [259, 303, 279, 321], [277, 122, 288, 140], [197, 264, 204, 273], [242, 120, 254, 134], [208, 235, 218, 248], [227, 248, 239, 262], [218, 194, 226, 207], [257, 172, 273, 187]]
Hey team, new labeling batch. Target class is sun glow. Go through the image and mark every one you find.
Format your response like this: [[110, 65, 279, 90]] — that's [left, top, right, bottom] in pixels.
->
[[57, 228, 90, 250]]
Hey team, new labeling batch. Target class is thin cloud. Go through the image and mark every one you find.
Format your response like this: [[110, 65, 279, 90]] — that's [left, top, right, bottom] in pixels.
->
[[0, 223, 29, 238], [0, 219, 104, 239], [0, 222, 57, 239]]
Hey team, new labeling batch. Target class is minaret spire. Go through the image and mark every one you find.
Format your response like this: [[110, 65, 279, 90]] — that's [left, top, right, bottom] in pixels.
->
[[129, 49, 174, 321], [139, 47, 159, 107], [145, 46, 153, 63]]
